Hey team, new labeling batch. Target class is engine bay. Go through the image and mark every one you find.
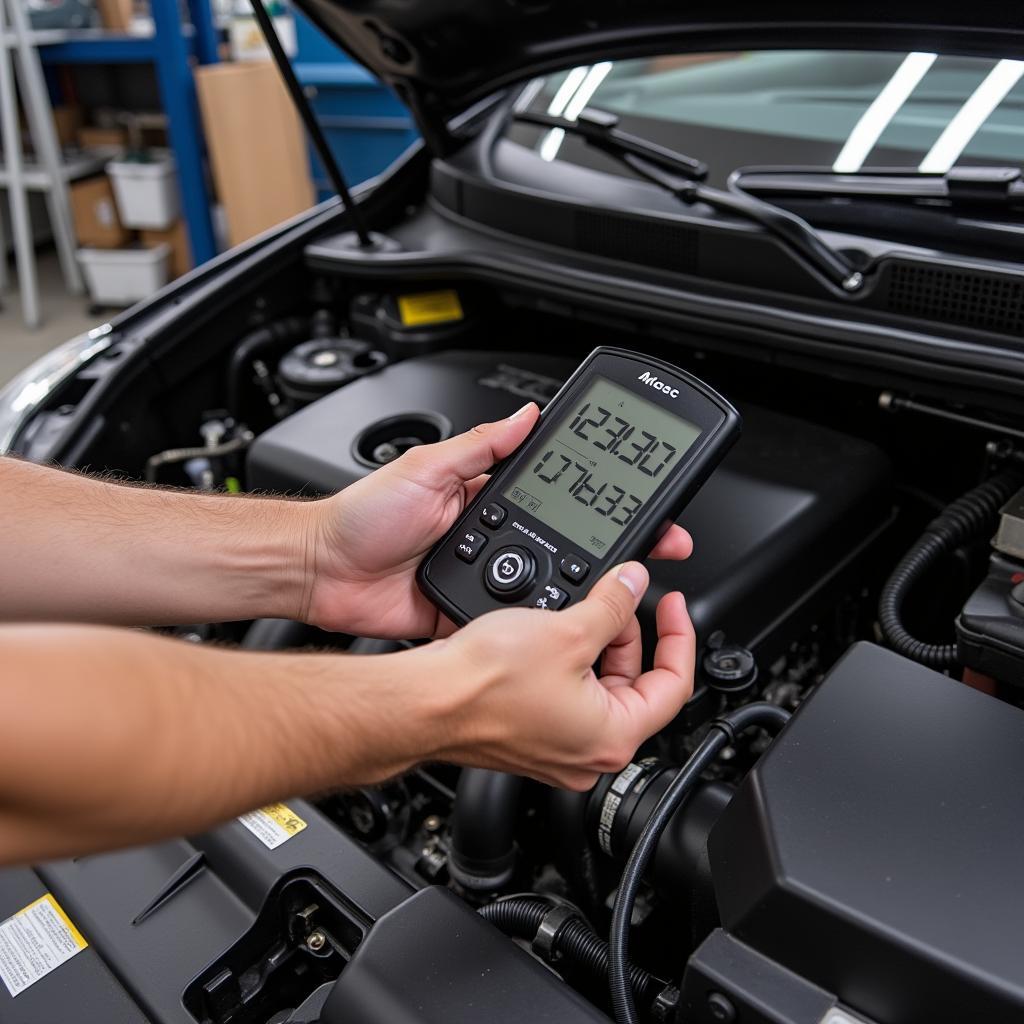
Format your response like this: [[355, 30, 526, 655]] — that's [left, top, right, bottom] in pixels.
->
[[8, 259, 1024, 1024]]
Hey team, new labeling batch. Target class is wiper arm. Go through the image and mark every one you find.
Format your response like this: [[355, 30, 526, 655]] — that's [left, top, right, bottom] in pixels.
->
[[730, 165, 1024, 208], [513, 109, 864, 295]]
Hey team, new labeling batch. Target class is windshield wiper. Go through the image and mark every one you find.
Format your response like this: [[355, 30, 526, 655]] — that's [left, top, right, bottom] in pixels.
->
[[730, 165, 1024, 208], [514, 108, 865, 295]]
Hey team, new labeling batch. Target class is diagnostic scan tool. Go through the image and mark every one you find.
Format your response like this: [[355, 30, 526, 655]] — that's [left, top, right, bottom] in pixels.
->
[[417, 347, 740, 624]]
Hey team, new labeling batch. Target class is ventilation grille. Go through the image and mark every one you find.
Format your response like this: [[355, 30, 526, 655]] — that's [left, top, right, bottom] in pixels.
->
[[886, 264, 1024, 336], [575, 211, 700, 275]]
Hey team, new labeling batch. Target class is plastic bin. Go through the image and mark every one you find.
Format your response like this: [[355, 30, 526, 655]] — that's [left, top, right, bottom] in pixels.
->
[[78, 243, 171, 305], [106, 156, 179, 230], [229, 13, 296, 60]]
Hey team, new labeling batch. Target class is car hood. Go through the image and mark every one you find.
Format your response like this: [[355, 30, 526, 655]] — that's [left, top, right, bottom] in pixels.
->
[[289, 0, 1024, 144]]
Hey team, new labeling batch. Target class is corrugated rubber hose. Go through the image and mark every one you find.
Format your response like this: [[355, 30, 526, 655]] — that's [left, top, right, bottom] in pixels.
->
[[878, 469, 1021, 670], [479, 896, 666, 1012]]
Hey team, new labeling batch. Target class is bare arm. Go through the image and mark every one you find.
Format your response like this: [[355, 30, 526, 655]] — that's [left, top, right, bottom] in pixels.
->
[[0, 457, 313, 626], [0, 624, 438, 863], [0, 416, 691, 635], [0, 565, 694, 865]]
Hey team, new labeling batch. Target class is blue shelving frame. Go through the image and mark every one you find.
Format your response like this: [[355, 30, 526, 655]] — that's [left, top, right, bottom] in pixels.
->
[[38, 0, 220, 265]]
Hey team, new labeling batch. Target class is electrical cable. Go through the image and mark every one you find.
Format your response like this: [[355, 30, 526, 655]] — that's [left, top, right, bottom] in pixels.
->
[[608, 702, 791, 1024], [145, 430, 254, 483]]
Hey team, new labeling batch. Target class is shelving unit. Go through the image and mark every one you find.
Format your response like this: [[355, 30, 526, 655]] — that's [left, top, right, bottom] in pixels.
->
[[32, 0, 221, 266]]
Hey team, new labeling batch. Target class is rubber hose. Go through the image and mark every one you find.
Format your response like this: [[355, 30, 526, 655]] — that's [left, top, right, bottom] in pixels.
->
[[609, 703, 791, 1024], [449, 770, 524, 892], [226, 316, 309, 419], [878, 469, 1021, 670], [479, 897, 665, 1010]]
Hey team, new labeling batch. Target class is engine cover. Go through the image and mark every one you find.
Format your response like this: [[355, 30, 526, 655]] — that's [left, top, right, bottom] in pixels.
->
[[247, 350, 891, 653], [707, 642, 1024, 1024]]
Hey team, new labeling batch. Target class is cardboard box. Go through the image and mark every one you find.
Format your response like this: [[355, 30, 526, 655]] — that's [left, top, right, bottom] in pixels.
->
[[77, 125, 128, 152], [195, 61, 313, 248], [96, 0, 132, 32], [52, 105, 81, 148], [69, 175, 131, 248], [141, 219, 191, 279]]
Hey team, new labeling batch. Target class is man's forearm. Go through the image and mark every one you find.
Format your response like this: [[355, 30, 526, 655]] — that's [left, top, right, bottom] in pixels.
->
[[0, 625, 445, 864], [0, 458, 314, 625]]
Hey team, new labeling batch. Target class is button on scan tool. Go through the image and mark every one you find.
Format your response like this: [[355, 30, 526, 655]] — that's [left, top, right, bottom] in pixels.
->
[[454, 529, 488, 564], [485, 546, 535, 598], [479, 503, 507, 528], [531, 582, 570, 611], [560, 555, 590, 584]]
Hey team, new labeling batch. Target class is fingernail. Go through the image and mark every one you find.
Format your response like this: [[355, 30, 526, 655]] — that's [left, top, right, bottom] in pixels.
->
[[509, 402, 534, 421], [616, 562, 647, 598]]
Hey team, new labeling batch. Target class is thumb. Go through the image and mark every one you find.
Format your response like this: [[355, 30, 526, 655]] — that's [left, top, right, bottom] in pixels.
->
[[564, 562, 649, 660], [399, 403, 540, 488]]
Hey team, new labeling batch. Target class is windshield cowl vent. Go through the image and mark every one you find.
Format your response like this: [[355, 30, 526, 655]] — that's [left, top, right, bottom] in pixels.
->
[[884, 263, 1024, 337]]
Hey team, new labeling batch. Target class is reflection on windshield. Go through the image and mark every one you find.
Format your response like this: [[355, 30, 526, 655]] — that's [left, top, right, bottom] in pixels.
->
[[513, 51, 1024, 185]]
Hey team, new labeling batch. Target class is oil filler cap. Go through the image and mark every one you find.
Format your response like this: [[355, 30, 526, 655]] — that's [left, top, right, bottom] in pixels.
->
[[702, 631, 757, 695]]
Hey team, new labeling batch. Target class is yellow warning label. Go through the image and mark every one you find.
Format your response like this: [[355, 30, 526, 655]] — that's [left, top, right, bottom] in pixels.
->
[[0, 893, 88, 997], [397, 289, 464, 327], [238, 802, 308, 850]]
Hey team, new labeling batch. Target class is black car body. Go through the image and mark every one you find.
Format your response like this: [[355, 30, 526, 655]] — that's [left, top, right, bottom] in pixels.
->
[[2, 4, 1024, 1022]]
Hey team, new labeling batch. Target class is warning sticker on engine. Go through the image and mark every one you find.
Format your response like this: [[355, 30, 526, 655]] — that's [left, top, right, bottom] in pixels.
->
[[0, 893, 88, 997], [397, 289, 464, 327], [238, 802, 308, 850]]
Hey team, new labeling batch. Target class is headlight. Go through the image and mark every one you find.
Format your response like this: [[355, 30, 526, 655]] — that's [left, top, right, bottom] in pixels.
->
[[0, 324, 113, 454]]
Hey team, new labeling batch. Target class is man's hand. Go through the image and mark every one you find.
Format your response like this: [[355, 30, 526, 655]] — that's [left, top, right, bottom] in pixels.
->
[[303, 404, 693, 638], [415, 561, 695, 790]]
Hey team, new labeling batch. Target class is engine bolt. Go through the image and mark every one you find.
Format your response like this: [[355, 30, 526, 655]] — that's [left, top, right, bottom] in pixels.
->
[[423, 814, 443, 833], [305, 929, 327, 952]]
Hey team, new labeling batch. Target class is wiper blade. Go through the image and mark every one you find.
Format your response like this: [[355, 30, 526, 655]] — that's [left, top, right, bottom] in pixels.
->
[[730, 165, 1024, 208], [515, 108, 709, 182], [513, 109, 864, 295]]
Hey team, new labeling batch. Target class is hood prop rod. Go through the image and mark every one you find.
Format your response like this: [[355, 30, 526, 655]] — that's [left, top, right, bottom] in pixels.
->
[[248, 0, 373, 248]]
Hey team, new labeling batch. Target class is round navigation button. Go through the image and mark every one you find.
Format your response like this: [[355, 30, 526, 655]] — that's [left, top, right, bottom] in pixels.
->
[[485, 546, 536, 599]]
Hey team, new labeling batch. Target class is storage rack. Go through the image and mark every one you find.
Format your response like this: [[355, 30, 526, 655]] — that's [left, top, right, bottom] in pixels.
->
[[5, 0, 218, 299], [38, 0, 219, 265]]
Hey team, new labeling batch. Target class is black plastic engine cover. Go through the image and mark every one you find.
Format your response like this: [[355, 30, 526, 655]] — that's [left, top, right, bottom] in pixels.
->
[[321, 886, 609, 1023], [709, 642, 1024, 1024], [247, 350, 891, 652]]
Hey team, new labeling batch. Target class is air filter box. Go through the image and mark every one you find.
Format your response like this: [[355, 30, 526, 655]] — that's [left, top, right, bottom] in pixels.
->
[[707, 642, 1024, 1023]]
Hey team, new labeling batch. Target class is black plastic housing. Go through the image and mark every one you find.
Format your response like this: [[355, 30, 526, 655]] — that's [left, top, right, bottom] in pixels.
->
[[709, 642, 1024, 1024], [320, 887, 609, 1023], [247, 349, 891, 652], [416, 347, 741, 624], [956, 551, 1024, 684]]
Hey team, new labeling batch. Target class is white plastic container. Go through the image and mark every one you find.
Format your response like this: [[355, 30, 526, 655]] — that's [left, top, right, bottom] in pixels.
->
[[229, 13, 296, 60], [106, 156, 179, 230], [78, 244, 171, 306]]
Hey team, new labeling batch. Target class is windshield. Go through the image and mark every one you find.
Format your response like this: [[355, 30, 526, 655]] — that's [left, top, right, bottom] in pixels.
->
[[507, 51, 1024, 188]]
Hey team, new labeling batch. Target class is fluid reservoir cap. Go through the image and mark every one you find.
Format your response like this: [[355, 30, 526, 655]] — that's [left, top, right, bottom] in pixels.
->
[[353, 412, 452, 469], [702, 632, 757, 693]]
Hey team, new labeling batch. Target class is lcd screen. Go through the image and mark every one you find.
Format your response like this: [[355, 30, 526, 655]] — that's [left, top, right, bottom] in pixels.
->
[[504, 376, 702, 557]]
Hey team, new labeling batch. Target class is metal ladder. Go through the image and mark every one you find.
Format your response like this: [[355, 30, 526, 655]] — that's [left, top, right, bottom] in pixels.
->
[[0, 0, 84, 328]]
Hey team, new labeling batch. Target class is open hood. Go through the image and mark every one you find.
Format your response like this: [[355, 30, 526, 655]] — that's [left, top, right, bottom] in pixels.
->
[[289, 0, 1024, 147]]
